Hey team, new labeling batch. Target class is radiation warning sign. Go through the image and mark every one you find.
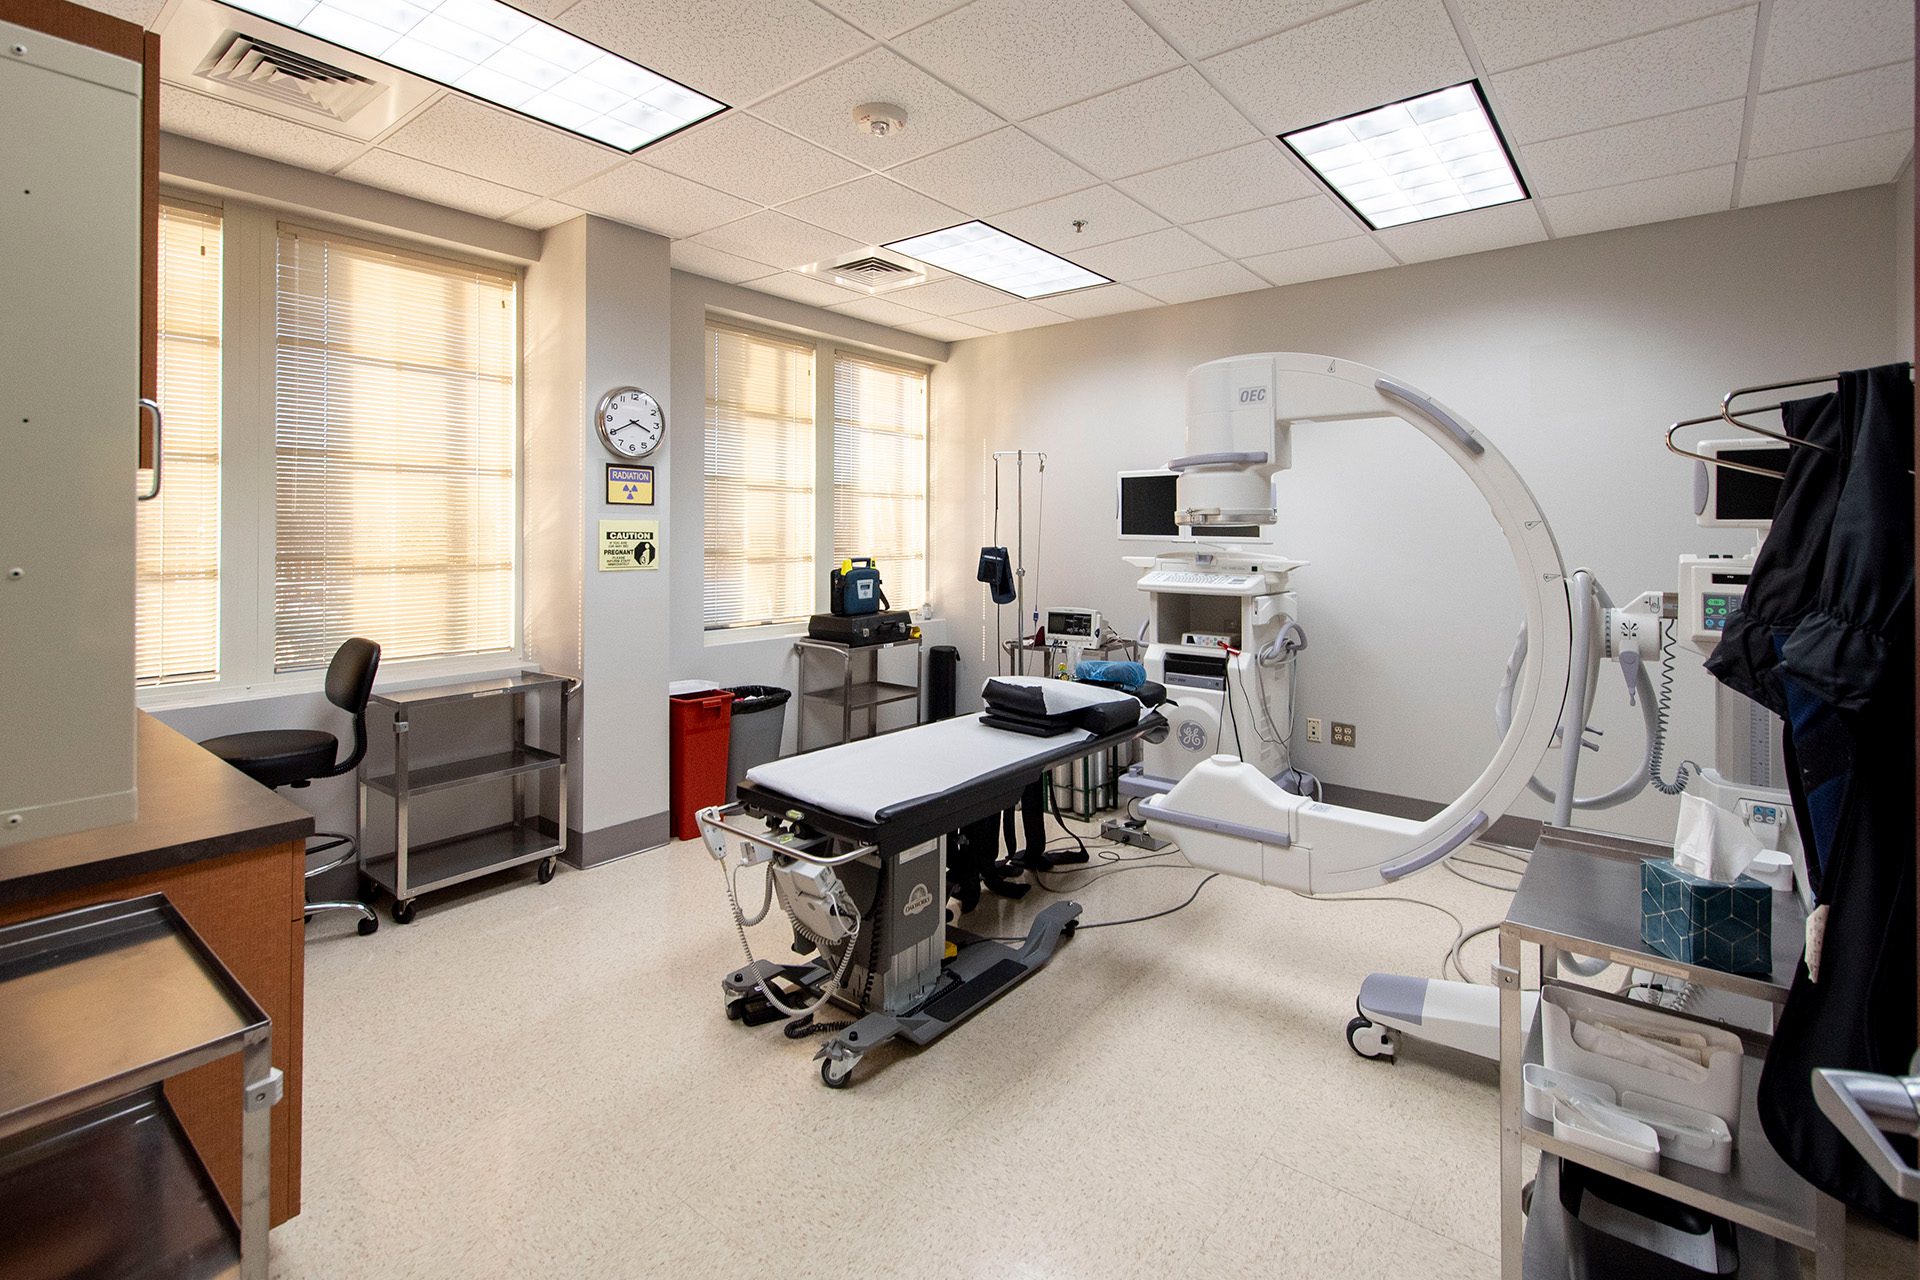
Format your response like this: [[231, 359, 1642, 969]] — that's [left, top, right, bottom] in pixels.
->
[[606, 464, 654, 505], [598, 520, 659, 572]]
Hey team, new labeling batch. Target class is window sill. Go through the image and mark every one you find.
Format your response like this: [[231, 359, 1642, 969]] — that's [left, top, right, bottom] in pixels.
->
[[136, 651, 543, 713], [703, 621, 808, 649]]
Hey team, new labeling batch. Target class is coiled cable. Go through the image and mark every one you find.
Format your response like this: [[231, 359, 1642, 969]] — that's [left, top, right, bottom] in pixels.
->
[[1647, 619, 1702, 796]]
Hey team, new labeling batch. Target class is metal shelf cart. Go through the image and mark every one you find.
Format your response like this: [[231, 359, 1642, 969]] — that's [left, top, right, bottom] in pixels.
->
[[0, 894, 280, 1280], [1498, 826, 1845, 1279], [358, 671, 570, 924], [794, 636, 922, 751]]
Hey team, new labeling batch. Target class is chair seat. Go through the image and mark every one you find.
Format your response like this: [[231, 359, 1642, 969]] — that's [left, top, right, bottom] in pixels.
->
[[201, 729, 340, 790]]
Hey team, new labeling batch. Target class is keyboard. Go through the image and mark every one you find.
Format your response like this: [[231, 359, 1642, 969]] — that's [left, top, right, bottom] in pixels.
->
[[1138, 570, 1261, 592]]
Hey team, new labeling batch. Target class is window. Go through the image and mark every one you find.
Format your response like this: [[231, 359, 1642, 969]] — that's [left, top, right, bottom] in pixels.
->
[[832, 352, 927, 611], [703, 322, 815, 629], [135, 201, 223, 685], [273, 225, 519, 671]]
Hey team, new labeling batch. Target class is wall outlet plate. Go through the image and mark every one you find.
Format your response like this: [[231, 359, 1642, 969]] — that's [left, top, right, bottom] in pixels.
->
[[1332, 721, 1356, 747], [1305, 718, 1322, 743]]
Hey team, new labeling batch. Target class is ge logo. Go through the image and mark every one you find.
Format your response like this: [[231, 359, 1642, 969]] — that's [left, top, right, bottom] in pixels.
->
[[1178, 721, 1207, 752]]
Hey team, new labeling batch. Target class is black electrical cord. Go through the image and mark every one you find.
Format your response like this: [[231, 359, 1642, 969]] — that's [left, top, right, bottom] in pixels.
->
[[1071, 872, 1219, 931]]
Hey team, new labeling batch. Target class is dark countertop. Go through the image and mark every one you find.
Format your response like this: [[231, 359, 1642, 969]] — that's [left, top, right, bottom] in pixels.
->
[[0, 713, 314, 907]]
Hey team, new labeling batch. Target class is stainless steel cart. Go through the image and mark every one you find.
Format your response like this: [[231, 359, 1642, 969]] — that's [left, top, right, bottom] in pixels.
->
[[0, 894, 281, 1280], [1497, 826, 1846, 1279], [794, 636, 923, 751], [358, 671, 570, 924]]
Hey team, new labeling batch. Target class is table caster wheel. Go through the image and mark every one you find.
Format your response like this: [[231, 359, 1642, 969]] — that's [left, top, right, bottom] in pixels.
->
[[1346, 1015, 1396, 1061], [725, 997, 748, 1022], [357, 915, 379, 936], [537, 856, 557, 884], [820, 1055, 857, 1089], [392, 899, 417, 925]]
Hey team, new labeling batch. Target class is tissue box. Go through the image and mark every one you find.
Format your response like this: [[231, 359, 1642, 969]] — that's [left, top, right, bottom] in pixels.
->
[[1641, 858, 1773, 977]]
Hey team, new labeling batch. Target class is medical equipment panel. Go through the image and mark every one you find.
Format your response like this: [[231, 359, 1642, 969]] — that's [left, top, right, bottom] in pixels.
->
[[1691, 439, 1789, 530], [1116, 469, 1268, 543], [1677, 555, 1751, 650], [1045, 607, 1099, 639]]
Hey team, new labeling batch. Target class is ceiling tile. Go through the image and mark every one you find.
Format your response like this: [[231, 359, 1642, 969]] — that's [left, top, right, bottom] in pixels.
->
[[887, 129, 1096, 217], [882, 275, 1015, 315], [1747, 61, 1915, 157], [1038, 283, 1162, 318], [1452, 0, 1744, 74], [1202, 0, 1472, 136], [1128, 0, 1347, 59], [901, 316, 990, 342], [641, 114, 866, 207], [1189, 195, 1357, 257], [1762, 0, 1915, 90], [752, 49, 1003, 167], [1740, 131, 1915, 206], [338, 149, 537, 219], [559, 163, 757, 237], [745, 271, 868, 308], [1540, 165, 1734, 237], [555, 0, 868, 106], [670, 240, 776, 283], [79, 0, 164, 26], [1073, 226, 1223, 280], [1372, 200, 1547, 263], [380, 96, 617, 195], [160, 86, 366, 172], [894, 0, 1180, 120], [506, 200, 581, 229], [952, 300, 1072, 331], [1135, 260, 1269, 304], [828, 295, 933, 327], [1491, 8, 1756, 145], [1116, 141, 1319, 223], [814, 0, 969, 38], [1243, 235, 1396, 286], [1024, 66, 1262, 180], [780, 175, 964, 244], [993, 185, 1168, 251], [1518, 100, 1745, 197], [688, 209, 866, 269]]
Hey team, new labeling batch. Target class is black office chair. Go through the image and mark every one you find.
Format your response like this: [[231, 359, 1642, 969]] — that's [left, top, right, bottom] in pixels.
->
[[202, 637, 382, 937]]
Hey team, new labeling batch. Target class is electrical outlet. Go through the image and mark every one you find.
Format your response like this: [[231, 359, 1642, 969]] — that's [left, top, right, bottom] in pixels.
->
[[1331, 721, 1356, 748], [1305, 717, 1322, 743]]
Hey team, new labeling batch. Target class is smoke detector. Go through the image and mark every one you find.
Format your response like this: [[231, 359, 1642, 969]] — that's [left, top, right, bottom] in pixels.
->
[[853, 102, 907, 138]]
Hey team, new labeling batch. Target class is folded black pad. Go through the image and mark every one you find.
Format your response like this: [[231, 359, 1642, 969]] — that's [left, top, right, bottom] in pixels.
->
[[981, 676, 1141, 736]]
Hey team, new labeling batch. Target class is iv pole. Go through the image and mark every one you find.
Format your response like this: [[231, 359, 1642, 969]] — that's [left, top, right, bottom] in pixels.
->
[[991, 450, 1046, 675]]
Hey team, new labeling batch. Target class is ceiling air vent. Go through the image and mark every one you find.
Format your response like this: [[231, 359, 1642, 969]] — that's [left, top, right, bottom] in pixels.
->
[[194, 31, 385, 123], [802, 248, 933, 295]]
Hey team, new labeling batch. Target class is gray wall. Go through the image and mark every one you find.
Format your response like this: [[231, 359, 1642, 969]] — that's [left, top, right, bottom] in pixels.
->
[[1897, 165, 1914, 359], [928, 187, 1900, 841]]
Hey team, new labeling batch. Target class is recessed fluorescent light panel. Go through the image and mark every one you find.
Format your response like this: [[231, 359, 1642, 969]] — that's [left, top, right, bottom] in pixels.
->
[[884, 222, 1109, 300], [218, 0, 725, 151], [1281, 82, 1527, 230]]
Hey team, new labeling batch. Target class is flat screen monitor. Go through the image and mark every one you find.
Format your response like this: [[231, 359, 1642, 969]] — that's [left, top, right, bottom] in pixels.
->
[[1117, 469, 1268, 543], [1694, 439, 1789, 530]]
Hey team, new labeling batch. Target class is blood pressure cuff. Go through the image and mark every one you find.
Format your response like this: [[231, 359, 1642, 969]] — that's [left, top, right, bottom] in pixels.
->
[[977, 547, 1016, 605], [981, 676, 1140, 736]]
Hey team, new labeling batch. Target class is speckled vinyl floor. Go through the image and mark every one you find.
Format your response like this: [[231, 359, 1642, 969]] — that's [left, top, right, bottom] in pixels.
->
[[272, 826, 1916, 1280]]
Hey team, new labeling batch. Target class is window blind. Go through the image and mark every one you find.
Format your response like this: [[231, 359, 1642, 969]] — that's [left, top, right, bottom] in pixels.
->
[[273, 225, 518, 671], [704, 322, 815, 629], [135, 202, 223, 685], [832, 352, 928, 611]]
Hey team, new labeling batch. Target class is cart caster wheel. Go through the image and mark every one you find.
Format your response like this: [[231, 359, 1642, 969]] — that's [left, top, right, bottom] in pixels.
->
[[357, 915, 380, 936], [392, 899, 417, 925], [820, 1056, 858, 1089], [537, 856, 557, 884], [1346, 1015, 1396, 1061]]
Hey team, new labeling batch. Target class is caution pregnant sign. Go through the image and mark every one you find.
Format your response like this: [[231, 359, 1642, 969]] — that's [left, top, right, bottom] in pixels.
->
[[598, 520, 660, 571]]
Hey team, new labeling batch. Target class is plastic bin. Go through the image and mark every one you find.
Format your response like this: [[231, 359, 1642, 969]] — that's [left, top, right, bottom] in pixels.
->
[[724, 685, 791, 801], [670, 690, 733, 840]]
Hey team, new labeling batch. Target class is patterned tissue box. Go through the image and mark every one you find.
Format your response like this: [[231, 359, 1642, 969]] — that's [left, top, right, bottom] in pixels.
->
[[1640, 858, 1773, 977]]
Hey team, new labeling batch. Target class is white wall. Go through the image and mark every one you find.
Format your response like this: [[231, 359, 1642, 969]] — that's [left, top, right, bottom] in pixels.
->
[[930, 187, 1900, 841], [1896, 164, 1914, 359]]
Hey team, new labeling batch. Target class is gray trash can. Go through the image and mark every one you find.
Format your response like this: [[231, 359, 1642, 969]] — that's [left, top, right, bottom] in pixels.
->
[[724, 685, 791, 800]]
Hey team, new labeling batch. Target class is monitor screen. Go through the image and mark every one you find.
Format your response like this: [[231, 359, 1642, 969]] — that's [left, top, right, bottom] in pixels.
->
[[1713, 447, 1789, 522], [1117, 469, 1267, 542]]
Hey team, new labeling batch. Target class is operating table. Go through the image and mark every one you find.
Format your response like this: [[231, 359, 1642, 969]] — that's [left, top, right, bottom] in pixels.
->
[[697, 707, 1163, 1088]]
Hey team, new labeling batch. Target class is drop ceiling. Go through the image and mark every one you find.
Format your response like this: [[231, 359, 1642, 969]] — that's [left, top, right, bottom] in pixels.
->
[[117, 0, 1915, 342]]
